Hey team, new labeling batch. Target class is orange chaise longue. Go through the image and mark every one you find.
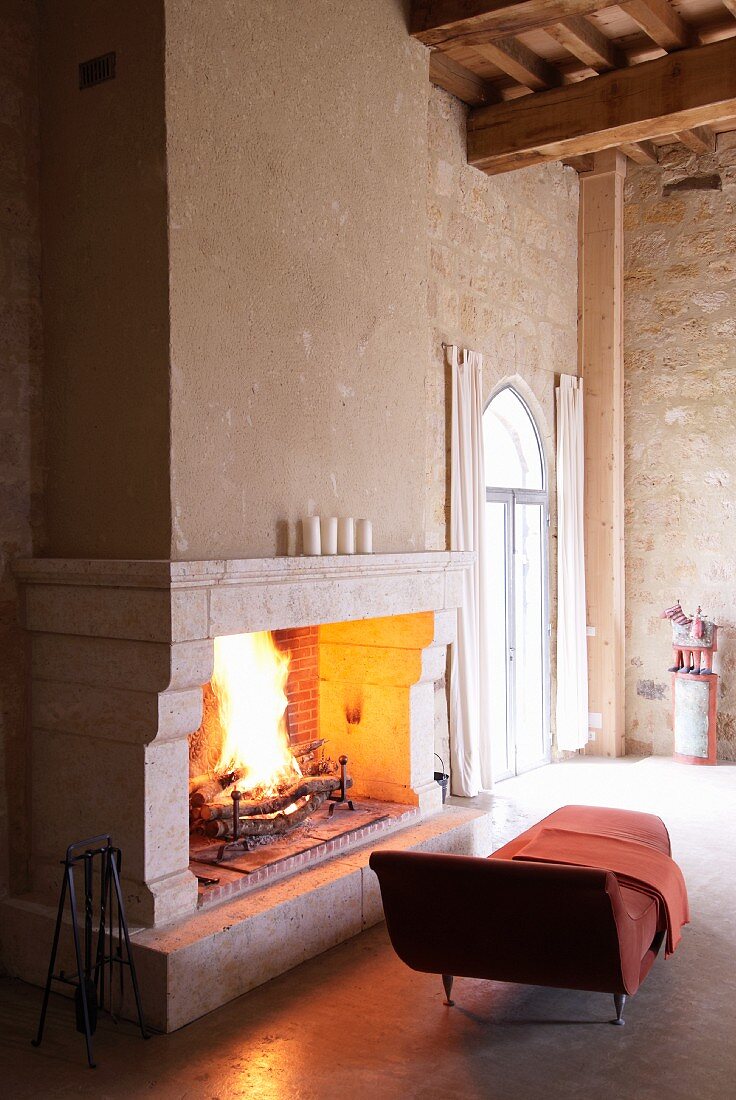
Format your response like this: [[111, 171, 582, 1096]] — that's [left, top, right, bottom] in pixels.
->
[[369, 804, 689, 1025]]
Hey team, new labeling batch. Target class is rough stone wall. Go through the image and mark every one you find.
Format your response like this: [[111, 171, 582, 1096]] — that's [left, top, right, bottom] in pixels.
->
[[426, 87, 579, 765], [624, 139, 736, 760], [0, 0, 43, 904]]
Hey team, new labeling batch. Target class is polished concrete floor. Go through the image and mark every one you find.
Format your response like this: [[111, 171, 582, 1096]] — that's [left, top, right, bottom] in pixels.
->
[[2, 757, 735, 1099]]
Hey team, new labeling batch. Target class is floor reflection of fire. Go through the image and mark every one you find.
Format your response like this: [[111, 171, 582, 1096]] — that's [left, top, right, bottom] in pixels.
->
[[188, 631, 349, 857]]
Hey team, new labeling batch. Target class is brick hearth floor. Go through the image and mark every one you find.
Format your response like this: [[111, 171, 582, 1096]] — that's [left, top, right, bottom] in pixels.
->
[[2, 757, 735, 1099], [190, 800, 418, 905]]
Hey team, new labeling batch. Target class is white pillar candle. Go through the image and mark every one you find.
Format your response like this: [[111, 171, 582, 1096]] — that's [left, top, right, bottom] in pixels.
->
[[355, 518, 373, 554], [337, 517, 355, 554], [302, 516, 321, 556], [320, 516, 338, 555]]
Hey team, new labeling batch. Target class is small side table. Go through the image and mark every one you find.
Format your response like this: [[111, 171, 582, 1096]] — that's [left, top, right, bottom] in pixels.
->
[[672, 670, 718, 765]]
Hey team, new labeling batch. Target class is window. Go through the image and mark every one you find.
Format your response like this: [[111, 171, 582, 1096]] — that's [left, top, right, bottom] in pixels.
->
[[483, 386, 544, 491], [484, 387, 549, 779]]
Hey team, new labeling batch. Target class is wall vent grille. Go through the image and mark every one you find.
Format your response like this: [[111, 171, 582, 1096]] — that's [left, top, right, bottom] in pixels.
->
[[79, 52, 116, 90]]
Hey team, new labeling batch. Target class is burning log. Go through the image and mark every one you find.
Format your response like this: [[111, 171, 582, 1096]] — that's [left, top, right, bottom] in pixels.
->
[[189, 775, 242, 807], [189, 772, 211, 795], [204, 792, 329, 838], [291, 738, 327, 758], [190, 745, 326, 805], [198, 774, 350, 820]]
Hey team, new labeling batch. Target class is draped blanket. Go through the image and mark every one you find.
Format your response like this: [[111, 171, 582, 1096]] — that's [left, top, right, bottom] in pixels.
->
[[513, 826, 690, 956]]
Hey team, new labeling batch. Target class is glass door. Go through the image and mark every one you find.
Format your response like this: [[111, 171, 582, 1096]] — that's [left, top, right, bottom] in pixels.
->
[[483, 386, 550, 781], [486, 490, 550, 779], [513, 496, 549, 772], [486, 495, 512, 778]]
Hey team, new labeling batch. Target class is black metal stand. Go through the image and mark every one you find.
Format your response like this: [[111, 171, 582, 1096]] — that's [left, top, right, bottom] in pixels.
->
[[31, 835, 148, 1068], [328, 755, 355, 816]]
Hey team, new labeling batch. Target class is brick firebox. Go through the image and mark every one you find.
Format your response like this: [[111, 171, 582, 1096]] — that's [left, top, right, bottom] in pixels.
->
[[273, 626, 319, 746]]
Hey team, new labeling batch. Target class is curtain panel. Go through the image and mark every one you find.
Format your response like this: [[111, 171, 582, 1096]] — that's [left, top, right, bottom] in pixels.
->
[[555, 374, 589, 752], [449, 346, 492, 795]]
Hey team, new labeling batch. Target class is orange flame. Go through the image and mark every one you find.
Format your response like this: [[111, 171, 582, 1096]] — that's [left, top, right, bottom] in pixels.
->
[[211, 631, 301, 796]]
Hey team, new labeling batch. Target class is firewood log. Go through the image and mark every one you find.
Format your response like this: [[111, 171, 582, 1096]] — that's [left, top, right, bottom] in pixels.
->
[[203, 792, 329, 838], [190, 780, 231, 807], [197, 775, 347, 819], [291, 738, 327, 758], [188, 772, 211, 795]]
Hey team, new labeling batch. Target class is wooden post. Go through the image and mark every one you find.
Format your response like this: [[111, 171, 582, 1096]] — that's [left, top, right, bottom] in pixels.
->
[[578, 149, 626, 757]]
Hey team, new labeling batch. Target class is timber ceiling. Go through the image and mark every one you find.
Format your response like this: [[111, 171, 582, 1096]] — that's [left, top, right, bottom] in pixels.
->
[[411, 0, 736, 173]]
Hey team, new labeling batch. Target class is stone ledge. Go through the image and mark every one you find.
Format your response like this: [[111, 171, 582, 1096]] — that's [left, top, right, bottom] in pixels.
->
[[14, 552, 474, 590], [0, 805, 492, 1033]]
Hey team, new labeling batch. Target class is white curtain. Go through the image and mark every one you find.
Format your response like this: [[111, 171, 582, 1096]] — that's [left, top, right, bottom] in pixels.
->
[[555, 374, 589, 751], [449, 346, 492, 795]]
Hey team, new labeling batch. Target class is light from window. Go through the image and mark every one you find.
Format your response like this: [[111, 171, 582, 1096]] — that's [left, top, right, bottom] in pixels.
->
[[483, 388, 543, 490]]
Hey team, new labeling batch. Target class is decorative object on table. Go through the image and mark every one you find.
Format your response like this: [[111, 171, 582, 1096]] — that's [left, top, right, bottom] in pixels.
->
[[661, 601, 719, 765], [320, 515, 338, 555], [355, 518, 373, 554], [337, 517, 355, 554], [302, 515, 321, 555], [32, 835, 148, 1069], [660, 601, 717, 674]]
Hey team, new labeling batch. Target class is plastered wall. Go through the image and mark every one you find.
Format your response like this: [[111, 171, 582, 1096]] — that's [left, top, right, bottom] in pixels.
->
[[39, 0, 171, 558], [624, 141, 736, 760], [165, 0, 431, 559], [425, 87, 580, 762], [0, 0, 43, 902]]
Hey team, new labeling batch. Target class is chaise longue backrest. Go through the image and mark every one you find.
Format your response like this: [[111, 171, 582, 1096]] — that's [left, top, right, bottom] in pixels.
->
[[369, 849, 634, 995]]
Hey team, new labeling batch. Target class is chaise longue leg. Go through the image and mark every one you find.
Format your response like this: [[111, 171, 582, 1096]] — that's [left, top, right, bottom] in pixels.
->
[[611, 994, 626, 1026], [442, 975, 455, 1006]]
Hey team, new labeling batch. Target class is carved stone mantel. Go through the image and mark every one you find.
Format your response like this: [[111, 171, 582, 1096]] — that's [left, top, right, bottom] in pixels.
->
[[0, 552, 496, 1031], [13, 552, 472, 926]]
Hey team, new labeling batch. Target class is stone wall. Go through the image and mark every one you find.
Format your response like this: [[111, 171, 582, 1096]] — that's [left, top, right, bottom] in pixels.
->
[[425, 87, 580, 764], [0, 0, 43, 904], [624, 139, 736, 760]]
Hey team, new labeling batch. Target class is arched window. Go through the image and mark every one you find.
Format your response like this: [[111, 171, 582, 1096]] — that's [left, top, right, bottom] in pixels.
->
[[483, 386, 545, 491], [484, 387, 549, 781]]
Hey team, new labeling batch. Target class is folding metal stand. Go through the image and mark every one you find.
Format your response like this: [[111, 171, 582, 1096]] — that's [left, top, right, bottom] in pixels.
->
[[31, 835, 148, 1068]]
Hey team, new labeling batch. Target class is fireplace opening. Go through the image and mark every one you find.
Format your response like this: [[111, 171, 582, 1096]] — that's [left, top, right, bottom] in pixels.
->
[[188, 626, 418, 901]]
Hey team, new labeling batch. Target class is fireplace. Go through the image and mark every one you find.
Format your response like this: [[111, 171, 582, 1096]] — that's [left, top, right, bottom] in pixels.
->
[[188, 629, 332, 851], [2, 552, 493, 1031], [187, 627, 376, 879], [187, 620, 444, 900]]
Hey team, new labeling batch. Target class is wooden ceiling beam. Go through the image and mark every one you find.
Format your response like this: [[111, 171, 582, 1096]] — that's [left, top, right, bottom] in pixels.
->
[[619, 0, 695, 51], [467, 37, 736, 174], [474, 37, 563, 90], [546, 16, 626, 71], [562, 153, 595, 172], [410, 0, 621, 47], [673, 126, 717, 153], [428, 50, 500, 105], [619, 139, 659, 165]]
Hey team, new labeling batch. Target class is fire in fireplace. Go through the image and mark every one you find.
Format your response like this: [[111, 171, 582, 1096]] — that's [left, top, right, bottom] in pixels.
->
[[188, 631, 349, 855]]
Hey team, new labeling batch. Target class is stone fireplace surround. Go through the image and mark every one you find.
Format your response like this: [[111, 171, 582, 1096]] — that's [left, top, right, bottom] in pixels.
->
[[1, 552, 492, 1030]]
